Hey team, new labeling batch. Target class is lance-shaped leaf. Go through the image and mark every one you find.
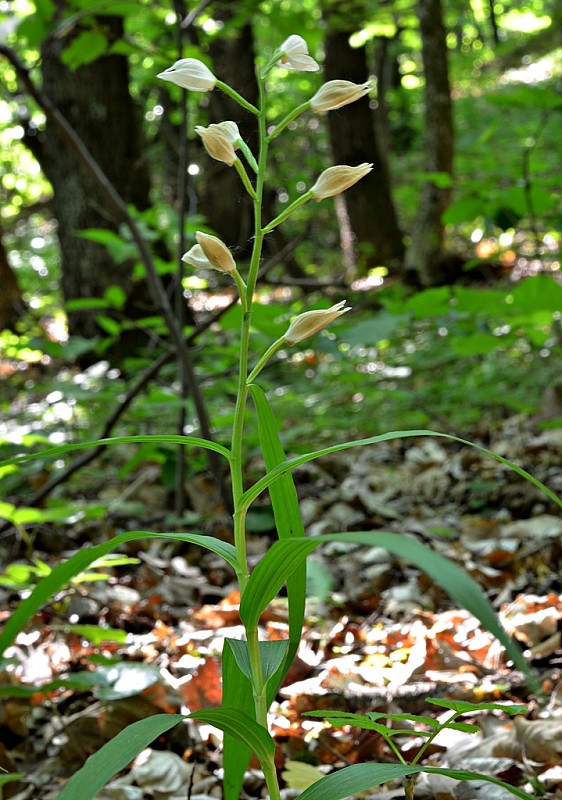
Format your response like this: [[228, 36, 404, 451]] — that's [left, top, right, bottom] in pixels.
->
[[189, 706, 275, 765], [249, 384, 306, 673], [240, 429, 561, 513], [0, 531, 238, 656], [0, 434, 231, 468], [53, 714, 186, 800], [239, 538, 318, 629], [222, 639, 255, 800]]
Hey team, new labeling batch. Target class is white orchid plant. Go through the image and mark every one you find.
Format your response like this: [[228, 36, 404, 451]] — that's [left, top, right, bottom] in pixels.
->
[[5, 32, 559, 800]]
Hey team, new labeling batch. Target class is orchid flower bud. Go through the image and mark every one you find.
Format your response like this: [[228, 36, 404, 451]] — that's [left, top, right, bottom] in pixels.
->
[[310, 80, 371, 113], [157, 58, 216, 92], [213, 120, 241, 145], [196, 231, 236, 273], [284, 300, 351, 345], [277, 35, 319, 72], [182, 244, 211, 270], [310, 163, 373, 200], [195, 124, 238, 166]]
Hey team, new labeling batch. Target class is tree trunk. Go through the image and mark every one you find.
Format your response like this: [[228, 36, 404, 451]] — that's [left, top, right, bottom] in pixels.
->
[[322, 1, 405, 274], [403, 0, 454, 286], [36, 8, 153, 339], [0, 230, 26, 331]]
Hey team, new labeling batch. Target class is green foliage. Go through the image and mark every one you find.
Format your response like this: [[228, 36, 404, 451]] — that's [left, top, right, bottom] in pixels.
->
[[1, 5, 562, 799]]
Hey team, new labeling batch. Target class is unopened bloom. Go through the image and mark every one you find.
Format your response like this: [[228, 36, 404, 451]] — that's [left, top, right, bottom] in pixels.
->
[[182, 244, 210, 270], [212, 120, 241, 145], [284, 300, 351, 345], [196, 231, 236, 273], [310, 80, 371, 113], [277, 35, 319, 72], [195, 124, 238, 166], [157, 58, 216, 92], [310, 163, 373, 200]]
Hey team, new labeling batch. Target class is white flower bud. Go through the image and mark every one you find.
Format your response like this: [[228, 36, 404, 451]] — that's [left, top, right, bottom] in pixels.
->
[[195, 124, 238, 167], [196, 231, 236, 273], [277, 35, 320, 72], [310, 80, 371, 113], [182, 244, 211, 270], [284, 300, 351, 345], [157, 58, 216, 92], [310, 163, 373, 200]]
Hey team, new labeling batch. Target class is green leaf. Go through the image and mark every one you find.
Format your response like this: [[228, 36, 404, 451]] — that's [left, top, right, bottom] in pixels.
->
[[304, 711, 393, 735], [447, 722, 480, 733], [297, 764, 420, 800], [227, 639, 288, 686], [189, 707, 275, 766], [442, 194, 485, 225], [320, 532, 536, 688], [222, 640, 255, 800], [0, 434, 231, 466], [240, 429, 561, 516], [60, 30, 108, 69], [0, 532, 238, 656], [426, 698, 527, 716], [61, 624, 128, 645], [249, 384, 306, 679], [296, 763, 536, 800], [53, 714, 185, 800], [239, 538, 318, 629]]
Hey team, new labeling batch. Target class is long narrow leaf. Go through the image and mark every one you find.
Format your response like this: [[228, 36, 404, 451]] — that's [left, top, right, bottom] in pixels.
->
[[234, 533, 536, 689], [321, 531, 536, 688], [249, 384, 307, 681], [297, 763, 534, 800], [0, 434, 231, 466], [239, 429, 561, 512], [239, 538, 318, 628], [189, 706, 275, 765], [53, 714, 185, 800], [222, 640, 255, 800], [0, 531, 238, 656]]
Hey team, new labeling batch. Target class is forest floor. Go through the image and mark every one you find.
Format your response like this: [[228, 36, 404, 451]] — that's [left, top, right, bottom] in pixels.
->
[[1, 411, 562, 800]]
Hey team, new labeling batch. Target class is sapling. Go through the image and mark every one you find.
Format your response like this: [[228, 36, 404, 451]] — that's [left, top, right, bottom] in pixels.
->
[[1, 33, 560, 800]]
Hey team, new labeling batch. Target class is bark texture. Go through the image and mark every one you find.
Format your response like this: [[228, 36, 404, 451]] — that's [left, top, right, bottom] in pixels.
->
[[36, 10, 153, 338], [322, 1, 405, 273], [0, 231, 26, 331], [403, 0, 454, 285]]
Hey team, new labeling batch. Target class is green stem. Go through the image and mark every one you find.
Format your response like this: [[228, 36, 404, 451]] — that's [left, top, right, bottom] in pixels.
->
[[238, 139, 259, 173], [266, 100, 311, 142], [234, 158, 258, 201], [262, 190, 313, 234], [216, 79, 259, 115], [231, 269, 248, 312], [246, 338, 285, 384], [229, 70, 269, 589]]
